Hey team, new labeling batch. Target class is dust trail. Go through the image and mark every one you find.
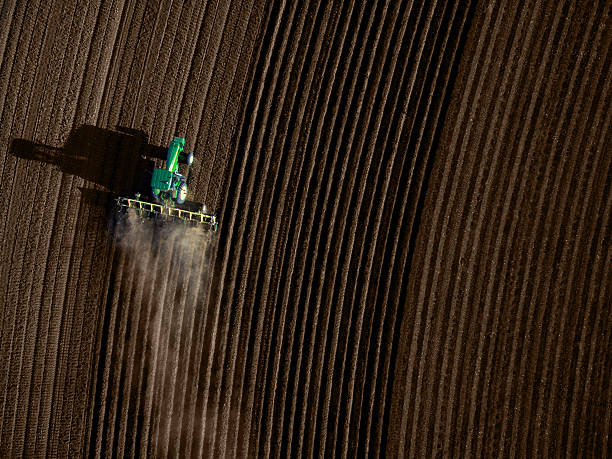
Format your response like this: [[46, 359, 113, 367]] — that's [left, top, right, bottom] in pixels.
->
[[114, 209, 214, 277], [111, 209, 217, 456]]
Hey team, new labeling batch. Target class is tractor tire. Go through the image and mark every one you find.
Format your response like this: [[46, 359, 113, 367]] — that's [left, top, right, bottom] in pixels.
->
[[178, 151, 194, 165], [176, 182, 187, 204]]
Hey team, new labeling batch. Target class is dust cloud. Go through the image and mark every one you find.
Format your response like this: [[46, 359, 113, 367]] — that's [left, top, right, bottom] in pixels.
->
[[110, 208, 217, 455], [114, 208, 214, 271]]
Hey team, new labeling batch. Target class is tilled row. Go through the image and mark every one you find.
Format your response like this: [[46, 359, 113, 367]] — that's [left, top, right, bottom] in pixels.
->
[[1, 0, 610, 457]]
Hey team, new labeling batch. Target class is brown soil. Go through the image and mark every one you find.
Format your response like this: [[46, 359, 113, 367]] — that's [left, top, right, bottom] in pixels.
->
[[0, 0, 609, 457]]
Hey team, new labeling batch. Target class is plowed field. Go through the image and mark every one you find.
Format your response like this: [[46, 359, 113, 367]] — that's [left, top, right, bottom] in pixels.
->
[[1, 0, 610, 457]]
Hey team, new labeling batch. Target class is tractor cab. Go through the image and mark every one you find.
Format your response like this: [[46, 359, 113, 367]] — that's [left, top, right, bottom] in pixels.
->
[[151, 169, 187, 203], [151, 136, 192, 205]]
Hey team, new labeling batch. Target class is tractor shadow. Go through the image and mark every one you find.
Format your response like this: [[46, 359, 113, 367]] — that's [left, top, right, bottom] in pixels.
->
[[11, 124, 210, 218], [10, 124, 168, 196]]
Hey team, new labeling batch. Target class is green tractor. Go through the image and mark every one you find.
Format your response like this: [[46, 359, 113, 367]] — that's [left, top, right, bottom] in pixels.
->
[[151, 136, 193, 205], [116, 135, 218, 231]]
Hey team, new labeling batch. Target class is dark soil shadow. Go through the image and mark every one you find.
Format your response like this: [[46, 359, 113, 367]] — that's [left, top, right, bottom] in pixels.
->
[[9, 125, 167, 196], [10, 125, 209, 215]]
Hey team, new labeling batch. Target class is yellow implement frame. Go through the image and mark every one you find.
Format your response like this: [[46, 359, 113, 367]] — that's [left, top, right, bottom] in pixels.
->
[[115, 196, 218, 229]]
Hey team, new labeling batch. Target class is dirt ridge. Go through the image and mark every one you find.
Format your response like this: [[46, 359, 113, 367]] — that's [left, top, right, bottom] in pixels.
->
[[1, 0, 610, 457]]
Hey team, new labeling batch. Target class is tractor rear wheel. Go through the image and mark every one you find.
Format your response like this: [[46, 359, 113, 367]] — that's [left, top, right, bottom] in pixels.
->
[[176, 182, 187, 204]]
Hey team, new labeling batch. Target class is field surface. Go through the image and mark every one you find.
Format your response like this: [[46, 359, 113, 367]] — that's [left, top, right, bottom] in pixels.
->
[[0, 0, 610, 457]]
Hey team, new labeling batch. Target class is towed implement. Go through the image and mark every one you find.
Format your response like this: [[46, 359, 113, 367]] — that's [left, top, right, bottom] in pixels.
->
[[115, 135, 218, 231]]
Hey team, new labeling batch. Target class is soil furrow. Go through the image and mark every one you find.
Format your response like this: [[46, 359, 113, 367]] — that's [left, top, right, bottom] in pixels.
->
[[89, 245, 126, 458], [139, 234, 179, 457], [348, 1, 453, 455], [43, 6, 105, 455], [253, 2, 339, 456], [354, 0, 442, 448], [0, 1, 45, 296], [220, 0, 319, 455], [140, 0, 185, 135], [267, 2, 347, 456], [0, 1, 50, 447], [1, 0, 609, 456], [317, 0, 422, 453], [15, 0, 84, 447], [102, 244, 140, 457], [159, 0, 205, 140], [182, 0, 233, 169], [214, 1, 306, 453], [232, 2, 322, 457], [360, 1, 470, 455], [562, 88, 612, 456], [169, 242, 210, 456], [127, 231, 164, 458], [189, 1, 290, 456], [442, 1, 550, 455], [458, 2, 567, 455], [0, 0, 18, 65], [280, 0, 368, 453], [176, 0, 223, 137], [92, 0, 136, 126], [495, 5, 601, 456], [127, 0, 174, 130], [510, 15, 610, 457], [193, 0, 252, 204], [291, 3, 381, 456], [0, 0, 27, 163], [463, 3, 577, 457]]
